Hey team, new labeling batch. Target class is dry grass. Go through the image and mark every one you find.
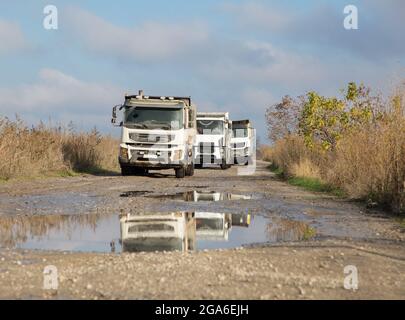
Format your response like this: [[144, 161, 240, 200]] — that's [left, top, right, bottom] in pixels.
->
[[269, 135, 319, 177], [290, 158, 321, 180], [268, 89, 405, 213], [329, 116, 405, 211], [258, 145, 273, 161], [0, 213, 105, 247], [0, 117, 119, 180]]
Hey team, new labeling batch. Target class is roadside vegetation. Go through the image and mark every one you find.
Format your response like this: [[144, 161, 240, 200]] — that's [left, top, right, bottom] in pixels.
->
[[265, 82, 405, 214], [261, 156, 344, 197], [0, 213, 105, 247], [397, 218, 405, 229], [0, 117, 119, 180]]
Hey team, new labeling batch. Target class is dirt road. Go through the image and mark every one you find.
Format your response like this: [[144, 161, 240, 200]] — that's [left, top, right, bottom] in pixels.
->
[[0, 161, 404, 299]]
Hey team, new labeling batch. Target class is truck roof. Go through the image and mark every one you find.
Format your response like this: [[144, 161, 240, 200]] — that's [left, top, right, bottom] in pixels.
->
[[125, 90, 191, 106], [231, 119, 251, 126], [197, 112, 229, 119]]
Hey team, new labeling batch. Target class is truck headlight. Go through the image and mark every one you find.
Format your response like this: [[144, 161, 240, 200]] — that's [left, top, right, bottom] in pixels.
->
[[120, 147, 129, 160]]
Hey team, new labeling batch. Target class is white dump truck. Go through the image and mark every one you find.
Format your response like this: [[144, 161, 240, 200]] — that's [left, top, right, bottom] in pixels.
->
[[112, 90, 197, 178], [184, 191, 252, 202], [194, 212, 251, 241], [230, 120, 256, 165], [120, 212, 196, 252], [119, 210, 252, 252], [194, 112, 232, 169]]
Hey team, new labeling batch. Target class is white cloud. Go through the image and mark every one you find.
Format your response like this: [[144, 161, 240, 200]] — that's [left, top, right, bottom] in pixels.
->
[[241, 88, 276, 109], [0, 69, 123, 115], [199, 41, 327, 90], [0, 19, 28, 54], [221, 2, 292, 31], [222, 1, 405, 61], [63, 7, 210, 62]]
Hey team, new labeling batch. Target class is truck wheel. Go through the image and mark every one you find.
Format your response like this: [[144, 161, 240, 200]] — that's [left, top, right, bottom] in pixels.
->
[[121, 166, 132, 176], [186, 163, 195, 176], [175, 167, 186, 178], [220, 160, 229, 170], [134, 168, 148, 176]]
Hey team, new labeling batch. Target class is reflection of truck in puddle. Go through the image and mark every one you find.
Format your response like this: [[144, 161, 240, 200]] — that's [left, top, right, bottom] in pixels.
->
[[194, 112, 232, 169], [112, 90, 197, 178], [184, 191, 252, 202], [230, 120, 255, 165], [195, 212, 232, 241], [120, 211, 251, 252], [120, 212, 195, 252]]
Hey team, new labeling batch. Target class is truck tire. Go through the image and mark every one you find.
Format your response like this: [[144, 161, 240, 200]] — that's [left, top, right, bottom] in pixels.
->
[[121, 167, 147, 176], [186, 163, 195, 176], [121, 166, 132, 176], [220, 159, 229, 170], [134, 168, 148, 176], [175, 167, 186, 178]]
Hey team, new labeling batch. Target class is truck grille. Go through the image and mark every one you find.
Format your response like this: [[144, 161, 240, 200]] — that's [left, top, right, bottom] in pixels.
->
[[128, 143, 174, 149], [232, 142, 245, 149], [129, 133, 174, 143], [199, 142, 215, 154]]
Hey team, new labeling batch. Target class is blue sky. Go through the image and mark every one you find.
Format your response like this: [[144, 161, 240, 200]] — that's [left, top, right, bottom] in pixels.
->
[[0, 1, 404, 141]]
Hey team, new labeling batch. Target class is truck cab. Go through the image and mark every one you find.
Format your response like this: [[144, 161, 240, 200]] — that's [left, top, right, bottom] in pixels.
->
[[195, 212, 232, 241], [194, 112, 232, 169], [231, 120, 255, 165], [112, 90, 197, 178]]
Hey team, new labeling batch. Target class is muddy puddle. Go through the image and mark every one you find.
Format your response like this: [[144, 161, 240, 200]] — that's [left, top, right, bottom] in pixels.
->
[[0, 212, 315, 253], [120, 190, 254, 202]]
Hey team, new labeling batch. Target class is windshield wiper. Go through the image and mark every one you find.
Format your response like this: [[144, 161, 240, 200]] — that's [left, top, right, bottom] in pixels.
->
[[142, 120, 172, 130], [125, 123, 148, 129]]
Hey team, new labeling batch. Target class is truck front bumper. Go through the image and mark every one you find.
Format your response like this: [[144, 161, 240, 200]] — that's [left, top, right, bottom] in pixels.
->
[[194, 155, 223, 165], [231, 148, 249, 164], [231, 148, 249, 157], [194, 145, 224, 165], [119, 156, 187, 169]]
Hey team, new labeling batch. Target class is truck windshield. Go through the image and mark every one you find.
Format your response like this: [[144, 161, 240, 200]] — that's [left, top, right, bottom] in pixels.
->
[[197, 120, 223, 135], [196, 218, 224, 230], [232, 128, 248, 138], [124, 106, 183, 130]]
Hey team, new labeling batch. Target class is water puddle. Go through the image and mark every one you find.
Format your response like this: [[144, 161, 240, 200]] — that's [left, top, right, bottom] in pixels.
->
[[0, 212, 315, 253], [120, 191, 153, 197], [121, 190, 254, 202]]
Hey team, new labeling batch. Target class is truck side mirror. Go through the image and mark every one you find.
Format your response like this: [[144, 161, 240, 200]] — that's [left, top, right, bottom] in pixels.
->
[[188, 108, 194, 128], [111, 105, 121, 126]]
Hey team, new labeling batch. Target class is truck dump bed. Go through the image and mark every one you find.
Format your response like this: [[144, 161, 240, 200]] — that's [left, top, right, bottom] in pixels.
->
[[197, 112, 229, 119]]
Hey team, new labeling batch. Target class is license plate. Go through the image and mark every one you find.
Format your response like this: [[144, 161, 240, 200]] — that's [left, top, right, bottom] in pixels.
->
[[144, 154, 158, 159]]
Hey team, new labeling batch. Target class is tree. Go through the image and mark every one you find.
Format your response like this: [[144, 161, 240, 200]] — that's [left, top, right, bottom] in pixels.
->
[[266, 95, 301, 143], [298, 83, 374, 151], [299, 92, 346, 150]]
